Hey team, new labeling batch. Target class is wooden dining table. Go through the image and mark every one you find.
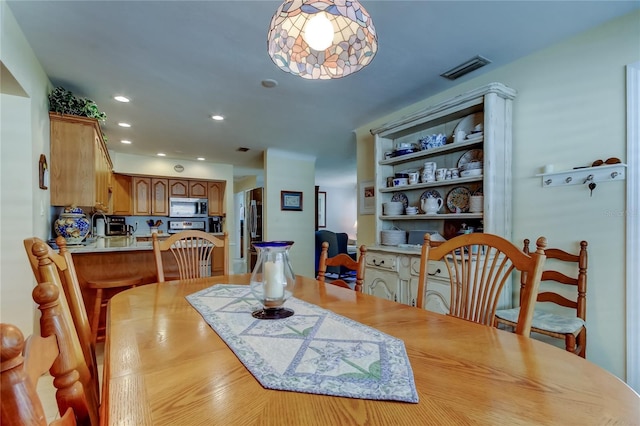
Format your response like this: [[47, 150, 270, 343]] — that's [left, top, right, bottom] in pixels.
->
[[103, 274, 639, 425]]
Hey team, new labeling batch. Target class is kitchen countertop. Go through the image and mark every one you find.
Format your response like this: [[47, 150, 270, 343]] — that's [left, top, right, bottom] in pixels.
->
[[66, 236, 152, 254], [65, 232, 227, 254]]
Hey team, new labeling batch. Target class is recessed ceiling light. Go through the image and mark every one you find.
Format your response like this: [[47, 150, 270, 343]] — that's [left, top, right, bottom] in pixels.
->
[[118, 122, 131, 128], [261, 79, 278, 88], [197, 157, 205, 161], [114, 95, 130, 102], [120, 140, 132, 144], [157, 153, 166, 157], [211, 115, 224, 121]]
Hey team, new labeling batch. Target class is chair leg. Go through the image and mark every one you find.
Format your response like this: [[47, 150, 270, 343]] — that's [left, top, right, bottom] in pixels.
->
[[577, 328, 587, 358], [565, 333, 577, 355], [91, 288, 103, 345]]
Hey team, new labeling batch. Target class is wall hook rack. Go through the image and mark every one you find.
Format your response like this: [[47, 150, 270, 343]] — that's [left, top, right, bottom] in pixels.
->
[[537, 163, 627, 188]]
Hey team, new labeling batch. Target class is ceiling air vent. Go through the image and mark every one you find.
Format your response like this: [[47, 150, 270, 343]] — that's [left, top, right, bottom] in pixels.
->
[[440, 55, 491, 80], [237, 147, 250, 152]]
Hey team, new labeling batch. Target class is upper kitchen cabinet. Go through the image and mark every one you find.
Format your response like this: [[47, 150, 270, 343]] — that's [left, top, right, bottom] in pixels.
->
[[168, 180, 188, 198], [169, 179, 208, 198], [133, 177, 168, 216], [111, 173, 132, 215], [208, 181, 225, 216], [190, 181, 207, 198], [49, 113, 113, 211]]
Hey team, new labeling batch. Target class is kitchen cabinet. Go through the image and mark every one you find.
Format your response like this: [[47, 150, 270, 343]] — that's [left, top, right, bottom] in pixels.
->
[[208, 181, 225, 216], [152, 179, 169, 216], [169, 180, 189, 198], [127, 176, 223, 216], [133, 177, 168, 216], [49, 113, 113, 211], [169, 179, 208, 198], [212, 246, 224, 275], [111, 174, 132, 215], [365, 83, 516, 311], [133, 177, 151, 215], [190, 181, 207, 198]]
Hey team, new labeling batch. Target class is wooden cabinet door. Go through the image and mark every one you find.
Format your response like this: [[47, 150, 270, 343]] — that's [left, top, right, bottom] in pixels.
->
[[132, 177, 151, 215], [207, 181, 225, 216], [151, 179, 169, 216], [112, 174, 132, 215], [94, 134, 112, 211], [212, 246, 224, 276], [169, 180, 188, 198], [189, 181, 207, 198], [50, 115, 97, 207]]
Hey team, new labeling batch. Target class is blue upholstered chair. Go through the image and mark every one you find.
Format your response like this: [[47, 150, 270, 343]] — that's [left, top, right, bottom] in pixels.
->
[[315, 230, 356, 278]]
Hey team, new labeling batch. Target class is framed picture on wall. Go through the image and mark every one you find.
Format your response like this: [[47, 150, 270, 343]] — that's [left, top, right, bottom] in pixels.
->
[[317, 191, 327, 228], [281, 190, 303, 211], [359, 180, 375, 215]]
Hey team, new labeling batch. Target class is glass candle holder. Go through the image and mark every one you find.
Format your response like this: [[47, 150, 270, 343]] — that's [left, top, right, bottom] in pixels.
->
[[249, 241, 295, 319]]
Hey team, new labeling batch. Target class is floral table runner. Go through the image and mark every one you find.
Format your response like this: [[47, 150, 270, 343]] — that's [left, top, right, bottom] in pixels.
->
[[186, 284, 418, 403]]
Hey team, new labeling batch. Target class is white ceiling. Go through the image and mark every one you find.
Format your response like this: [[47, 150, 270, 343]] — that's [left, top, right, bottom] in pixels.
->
[[7, 1, 639, 187]]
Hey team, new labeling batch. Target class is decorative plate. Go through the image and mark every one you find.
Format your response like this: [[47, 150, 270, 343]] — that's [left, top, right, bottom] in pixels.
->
[[446, 186, 472, 213], [453, 112, 484, 137], [457, 149, 484, 168], [420, 189, 442, 200], [391, 192, 409, 208]]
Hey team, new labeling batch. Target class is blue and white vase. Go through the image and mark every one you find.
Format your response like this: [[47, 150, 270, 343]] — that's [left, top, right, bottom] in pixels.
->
[[54, 206, 90, 245]]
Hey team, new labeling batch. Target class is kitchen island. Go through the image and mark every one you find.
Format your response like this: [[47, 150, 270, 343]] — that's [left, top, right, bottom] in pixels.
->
[[66, 235, 225, 341]]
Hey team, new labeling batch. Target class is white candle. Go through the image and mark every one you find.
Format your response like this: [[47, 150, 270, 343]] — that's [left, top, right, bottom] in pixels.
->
[[264, 259, 284, 299]]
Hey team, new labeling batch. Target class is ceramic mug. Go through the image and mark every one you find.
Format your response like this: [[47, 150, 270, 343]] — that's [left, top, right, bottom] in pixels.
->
[[435, 168, 447, 181], [408, 172, 420, 185], [393, 177, 408, 187]]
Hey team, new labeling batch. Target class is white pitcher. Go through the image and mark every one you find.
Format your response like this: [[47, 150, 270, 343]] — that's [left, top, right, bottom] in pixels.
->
[[421, 197, 443, 214]]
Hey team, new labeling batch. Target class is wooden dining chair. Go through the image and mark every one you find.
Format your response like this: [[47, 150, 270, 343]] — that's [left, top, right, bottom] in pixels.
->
[[417, 233, 547, 336], [317, 242, 367, 292], [2, 277, 98, 424], [1, 323, 77, 426], [25, 236, 141, 345], [495, 239, 588, 357], [153, 231, 228, 282], [23, 237, 101, 421]]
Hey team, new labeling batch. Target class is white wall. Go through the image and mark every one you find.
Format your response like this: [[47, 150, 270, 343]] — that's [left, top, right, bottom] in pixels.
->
[[264, 149, 316, 278], [318, 184, 357, 240], [0, 0, 52, 334], [355, 10, 640, 381]]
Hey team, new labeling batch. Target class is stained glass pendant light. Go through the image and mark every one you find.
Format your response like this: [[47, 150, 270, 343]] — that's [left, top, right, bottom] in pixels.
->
[[267, 0, 377, 80]]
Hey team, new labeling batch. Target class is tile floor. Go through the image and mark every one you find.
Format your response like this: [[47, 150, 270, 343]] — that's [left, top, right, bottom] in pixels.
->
[[37, 342, 104, 422]]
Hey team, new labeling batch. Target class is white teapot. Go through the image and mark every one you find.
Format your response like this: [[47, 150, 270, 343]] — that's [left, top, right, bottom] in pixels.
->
[[421, 196, 443, 214]]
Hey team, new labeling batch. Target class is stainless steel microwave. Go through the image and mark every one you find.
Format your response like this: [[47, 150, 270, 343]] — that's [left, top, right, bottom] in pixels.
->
[[169, 197, 208, 218]]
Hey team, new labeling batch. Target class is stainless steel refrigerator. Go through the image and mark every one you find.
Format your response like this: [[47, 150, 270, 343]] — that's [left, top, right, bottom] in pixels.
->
[[245, 187, 263, 272]]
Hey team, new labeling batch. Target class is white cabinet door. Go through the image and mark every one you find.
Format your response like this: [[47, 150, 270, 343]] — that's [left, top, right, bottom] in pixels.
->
[[423, 279, 451, 315], [363, 269, 401, 303]]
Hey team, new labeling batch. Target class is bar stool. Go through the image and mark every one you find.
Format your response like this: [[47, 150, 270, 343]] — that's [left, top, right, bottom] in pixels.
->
[[87, 275, 143, 343]]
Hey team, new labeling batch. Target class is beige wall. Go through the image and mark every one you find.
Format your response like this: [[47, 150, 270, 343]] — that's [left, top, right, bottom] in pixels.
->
[[264, 149, 316, 278], [356, 10, 640, 380], [0, 1, 52, 334]]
